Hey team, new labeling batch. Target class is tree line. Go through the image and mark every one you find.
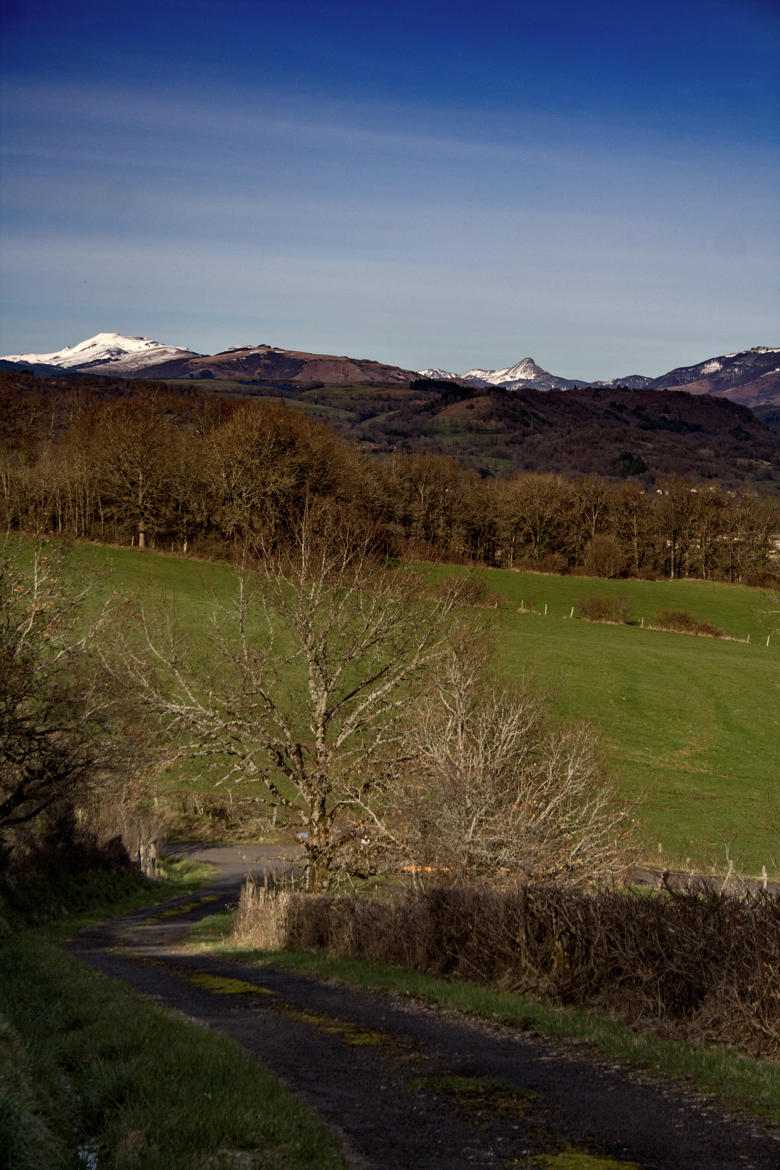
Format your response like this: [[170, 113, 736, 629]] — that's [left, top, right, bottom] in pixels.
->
[[1, 379, 777, 583]]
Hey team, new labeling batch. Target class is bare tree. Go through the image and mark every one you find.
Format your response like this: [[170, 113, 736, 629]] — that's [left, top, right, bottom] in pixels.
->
[[0, 543, 140, 871], [109, 508, 467, 891], [379, 638, 633, 886], [495, 473, 574, 567], [91, 399, 176, 550]]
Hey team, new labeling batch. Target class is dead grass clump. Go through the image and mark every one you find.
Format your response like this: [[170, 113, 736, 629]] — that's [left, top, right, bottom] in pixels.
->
[[232, 879, 296, 951], [238, 883, 780, 1059]]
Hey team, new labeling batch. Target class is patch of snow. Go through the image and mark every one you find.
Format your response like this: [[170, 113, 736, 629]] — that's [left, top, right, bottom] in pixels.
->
[[699, 360, 722, 374], [218, 343, 274, 355]]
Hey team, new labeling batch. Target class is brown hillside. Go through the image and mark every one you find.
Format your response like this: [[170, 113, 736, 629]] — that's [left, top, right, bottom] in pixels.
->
[[352, 382, 780, 488], [130, 345, 416, 386], [717, 370, 780, 408]]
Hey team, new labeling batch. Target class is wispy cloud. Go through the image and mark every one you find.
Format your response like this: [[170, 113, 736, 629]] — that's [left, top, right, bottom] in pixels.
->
[[1, 1, 777, 372]]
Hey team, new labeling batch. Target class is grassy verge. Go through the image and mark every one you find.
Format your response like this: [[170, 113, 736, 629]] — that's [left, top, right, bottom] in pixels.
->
[[0, 873, 349, 1170], [188, 914, 780, 1125], [0, 855, 216, 934]]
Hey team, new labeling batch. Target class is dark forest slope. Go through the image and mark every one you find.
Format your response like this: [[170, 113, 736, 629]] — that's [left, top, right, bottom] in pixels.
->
[[1, 370, 778, 491], [322, 379, 780, 489]]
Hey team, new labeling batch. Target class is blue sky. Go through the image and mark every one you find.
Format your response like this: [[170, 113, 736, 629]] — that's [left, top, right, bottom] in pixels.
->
[[1, 0, 778, 378]]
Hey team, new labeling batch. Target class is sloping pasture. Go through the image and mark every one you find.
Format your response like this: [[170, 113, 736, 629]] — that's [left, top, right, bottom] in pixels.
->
[[17, 539, 779, 876], [419, 566, 778, 876]]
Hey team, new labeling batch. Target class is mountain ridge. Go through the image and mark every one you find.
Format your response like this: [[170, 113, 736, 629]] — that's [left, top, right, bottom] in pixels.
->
[[0, 334, 415, 386], [421, 347, 780, 406], [2, 334, 778, 407]]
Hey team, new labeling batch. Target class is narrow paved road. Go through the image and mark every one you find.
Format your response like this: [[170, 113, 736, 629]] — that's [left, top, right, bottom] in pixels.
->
[[68, 844, 780, 1170]]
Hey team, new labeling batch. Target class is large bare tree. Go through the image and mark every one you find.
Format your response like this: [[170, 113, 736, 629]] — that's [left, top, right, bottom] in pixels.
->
[[110, 509, 466, 890]]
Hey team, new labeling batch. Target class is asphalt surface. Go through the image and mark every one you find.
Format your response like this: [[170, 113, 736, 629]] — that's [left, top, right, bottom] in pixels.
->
[[67, 843, 780, 1170]]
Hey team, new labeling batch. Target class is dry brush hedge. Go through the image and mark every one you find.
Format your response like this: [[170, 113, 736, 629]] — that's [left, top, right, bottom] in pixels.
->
[[652, 608, 726, 638], [575, 594, 632, 624], [236, 881, 780, 1059]]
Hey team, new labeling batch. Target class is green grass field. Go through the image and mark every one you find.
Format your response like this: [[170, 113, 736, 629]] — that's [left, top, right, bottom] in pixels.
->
[[15, 538, 779, 876], [440, 566, 780, 874]]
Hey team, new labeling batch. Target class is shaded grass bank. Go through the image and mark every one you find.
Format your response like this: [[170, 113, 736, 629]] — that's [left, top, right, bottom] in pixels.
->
[[0, 869, 349, 1170]]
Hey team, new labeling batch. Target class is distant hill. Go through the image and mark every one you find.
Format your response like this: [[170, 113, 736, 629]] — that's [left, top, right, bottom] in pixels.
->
[[647, 347, 780, 409], [1, 334, 778, 487], [347, 379, 780, 488], [133, 344, 417, 385], [2, 367, 775, 490]]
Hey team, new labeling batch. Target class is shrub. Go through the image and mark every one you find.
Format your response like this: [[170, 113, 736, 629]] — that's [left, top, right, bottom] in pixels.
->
[[742, 569, 780, 589], [654, 609, 725, 638], [576, 595, 632, 624], [237, 882, 780, 1059], [448, 575, 504, 608], [232, 879, 296, 951], [628, 565, 661, 581], [583, 535, 628, 578], [513, 553, 569, 575]]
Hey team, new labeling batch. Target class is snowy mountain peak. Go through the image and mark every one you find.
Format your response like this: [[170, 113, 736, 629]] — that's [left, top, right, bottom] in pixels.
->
[[418, 367, 459, 380], [1, 332, 199, 372], [460, 356, 584, 391], [499, 357, 547, 382], [464, 357, 545, 384]]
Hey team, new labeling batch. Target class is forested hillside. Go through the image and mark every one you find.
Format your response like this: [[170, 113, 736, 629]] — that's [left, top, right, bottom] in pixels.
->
[[1, 372, 777, 583]]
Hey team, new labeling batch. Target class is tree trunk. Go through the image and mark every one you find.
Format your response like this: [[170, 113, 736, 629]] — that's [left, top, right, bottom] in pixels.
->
[[306, 795, 331, 892]]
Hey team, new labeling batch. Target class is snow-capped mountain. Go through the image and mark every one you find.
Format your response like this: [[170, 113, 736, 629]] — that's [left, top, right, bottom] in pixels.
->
[[458, 357, 586, 391], [0, 333, 415, 385], [1, 332, 199, 373], [647, 346, 780, 399], [418, 358, 575, 390], [419, 367, 460, 381], [465, 357, 546, 385], [419, 347, 779, 406]]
